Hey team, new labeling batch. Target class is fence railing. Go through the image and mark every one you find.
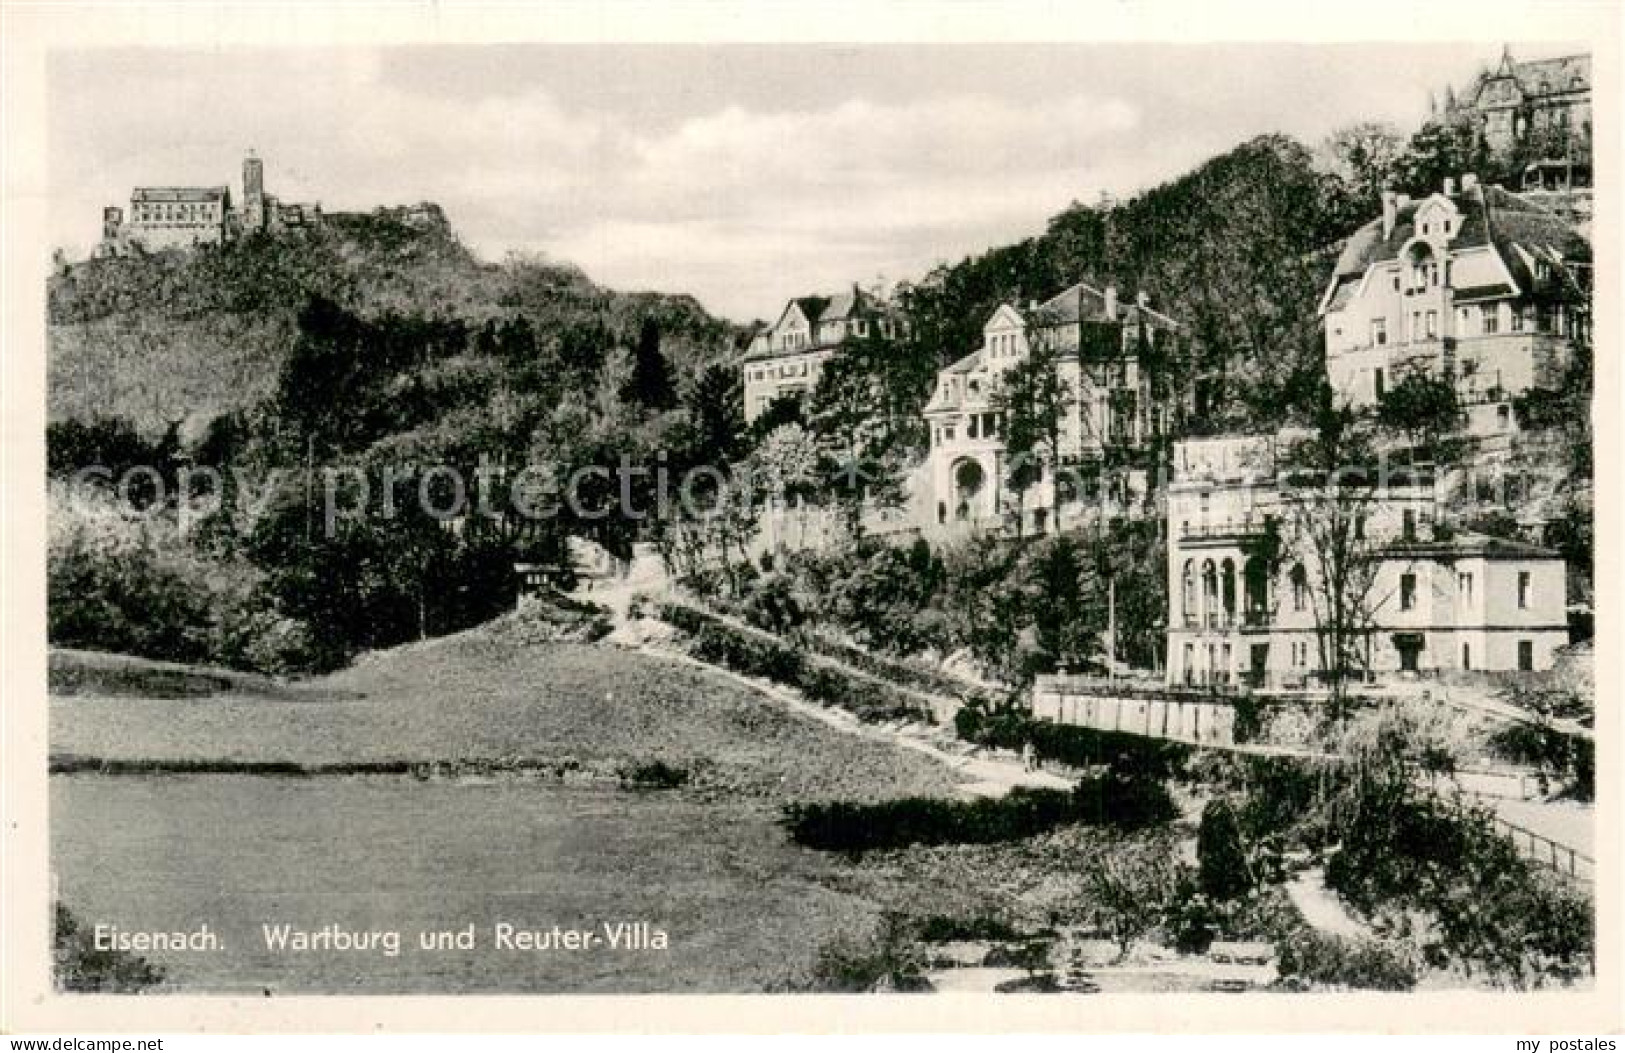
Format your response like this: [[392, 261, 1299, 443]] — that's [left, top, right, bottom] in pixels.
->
[[1482, 811, 1593, 883]]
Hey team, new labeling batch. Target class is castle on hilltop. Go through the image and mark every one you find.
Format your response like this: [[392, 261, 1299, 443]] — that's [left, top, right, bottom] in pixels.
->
[[97, 152, 322, 257]]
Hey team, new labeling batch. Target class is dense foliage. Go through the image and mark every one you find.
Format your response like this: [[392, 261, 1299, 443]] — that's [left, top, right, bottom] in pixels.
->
[[47, 212, 744, 670], [781, 774, 1174, 853], [701, 522, 1165, 685]]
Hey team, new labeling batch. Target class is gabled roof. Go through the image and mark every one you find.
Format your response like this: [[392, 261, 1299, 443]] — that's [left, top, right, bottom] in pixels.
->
[[1322, 184, 1590, 313], [1032, 280, 1181, 331], [1463, 50, 1590, 106], [922, 349, 989, 414], [1503, 52, 1591, 97]]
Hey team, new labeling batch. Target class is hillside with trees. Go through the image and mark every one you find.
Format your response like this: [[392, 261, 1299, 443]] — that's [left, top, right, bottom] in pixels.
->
[[47, 205, 748, 672], [48, 203, 739, 430]]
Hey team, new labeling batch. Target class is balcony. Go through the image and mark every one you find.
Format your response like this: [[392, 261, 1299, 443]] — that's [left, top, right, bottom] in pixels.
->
[[1179, 516, 1275, 544]]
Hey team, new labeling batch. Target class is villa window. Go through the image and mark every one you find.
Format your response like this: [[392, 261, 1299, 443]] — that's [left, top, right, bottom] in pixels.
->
[[1510, 307, 1525, 332], [1518, 641, 1534, 672], [1426, 310, 1438, 338], [1291, 563, 1308, 612], [1518, 571, 1532, 609], [1400, 573, 1417, 611], [1462, 643, 1471, 670], [1482, 309, 1500, 335], [1458, 571, 1474, 603]]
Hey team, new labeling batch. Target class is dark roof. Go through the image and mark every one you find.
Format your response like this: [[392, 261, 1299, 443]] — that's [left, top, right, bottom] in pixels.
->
[[1323, 184, 1589, 311], [131, 186, 230, 203], [1034, 280, 1180, 331], [1384, 531, 1561, 562], [1504, 53, 1591, 97], [792, 295, 832, 325]]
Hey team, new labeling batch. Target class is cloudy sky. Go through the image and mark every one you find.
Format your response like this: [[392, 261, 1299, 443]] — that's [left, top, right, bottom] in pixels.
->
[[48, 43, 1556, 320]]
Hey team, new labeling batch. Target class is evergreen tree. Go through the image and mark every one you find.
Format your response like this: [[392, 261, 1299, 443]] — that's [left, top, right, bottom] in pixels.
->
[[623, 317, 677, 410]]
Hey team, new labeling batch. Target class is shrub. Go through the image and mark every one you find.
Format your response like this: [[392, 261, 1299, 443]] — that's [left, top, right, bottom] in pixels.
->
[[619, 760, 689, 790], [955, 694, 1190, 778], [915, 915, 1021, 942], [790, 914, 931, 993], [1275, 930, 1418, 991], [782, 776, 1173, 853], [1197, 798, 1254, 901], [54, 903, 164, 992]]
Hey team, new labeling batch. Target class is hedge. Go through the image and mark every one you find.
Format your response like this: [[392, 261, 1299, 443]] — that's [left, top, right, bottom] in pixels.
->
[[792, 626, 1001, 708], [660, 602, 935, 725], [955, 695, 1191, 778], [781, 773, 1175, 852]]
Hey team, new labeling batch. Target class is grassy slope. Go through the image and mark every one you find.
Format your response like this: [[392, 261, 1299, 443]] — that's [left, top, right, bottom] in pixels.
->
[[50, 633, 964, 803]]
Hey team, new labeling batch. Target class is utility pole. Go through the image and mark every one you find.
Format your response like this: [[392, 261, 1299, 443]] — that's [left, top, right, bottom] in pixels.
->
[[1107, 576, 1117, 683]]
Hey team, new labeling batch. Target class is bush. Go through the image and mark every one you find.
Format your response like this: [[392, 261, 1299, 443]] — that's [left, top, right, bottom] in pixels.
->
[[619, 760, 689, 790], [789, 914, 931, 992], [954, 694, 1190, 778], [1197, 798, 1254, 901], [1276, 930, 1419, 991], [1325, 793, 1594, 986], [915, 915, 1021, 942], [54, 903, 164, 992]]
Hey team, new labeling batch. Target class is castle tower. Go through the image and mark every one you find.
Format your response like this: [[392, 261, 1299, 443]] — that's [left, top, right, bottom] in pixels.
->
[[242, 151, 265, 233]]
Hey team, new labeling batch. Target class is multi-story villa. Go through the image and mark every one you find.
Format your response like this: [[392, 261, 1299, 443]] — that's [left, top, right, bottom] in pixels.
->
[[1319, 174, 1590, 435], [741, 286, 899, 423], [1437, 47, 1592, 183], [1165, 435, 1568, 688], [922, 281, 1180, 535]]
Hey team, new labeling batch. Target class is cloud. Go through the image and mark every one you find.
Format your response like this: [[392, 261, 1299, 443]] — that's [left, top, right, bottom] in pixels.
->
[[49, 44, 1493, 319], [52, 51, 1156, 318]]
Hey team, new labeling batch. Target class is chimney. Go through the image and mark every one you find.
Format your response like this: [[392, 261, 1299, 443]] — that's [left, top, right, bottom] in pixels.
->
[[1462, 173, 1479, 192], [1104, 285, 1118, 320], [1443, 175, 1457, 196]]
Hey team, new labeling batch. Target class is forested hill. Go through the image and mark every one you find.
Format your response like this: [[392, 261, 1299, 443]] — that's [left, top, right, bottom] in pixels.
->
[[48, 202, 740, 430], [896, 135, 1368, 432]]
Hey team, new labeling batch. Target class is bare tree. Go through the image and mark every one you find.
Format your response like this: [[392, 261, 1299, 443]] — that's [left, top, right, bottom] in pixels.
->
[[991, 306, 1071, 537], [1083, 834, 1185, 961], [1279, 391, 1386, 716]]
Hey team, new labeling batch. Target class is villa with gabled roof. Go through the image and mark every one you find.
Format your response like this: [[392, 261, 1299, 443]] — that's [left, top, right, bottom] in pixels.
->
[[922, 279, 1181, 537], [1319, 174, 1590, 436], [741, 285, 900, 423]]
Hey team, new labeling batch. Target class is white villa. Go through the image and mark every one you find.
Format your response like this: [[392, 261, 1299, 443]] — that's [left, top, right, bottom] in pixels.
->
[[1165, 434, 1569, 688], [921, 281, 1181, 537], [741, 286, 900, 423], [1319, 175, 1590, 435]]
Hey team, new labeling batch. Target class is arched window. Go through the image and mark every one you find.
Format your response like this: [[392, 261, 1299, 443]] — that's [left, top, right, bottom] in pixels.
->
[[1201, 560, 1218, 628], [1220, 559, 1237, 624], [1181, 560, 1196, 625]]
